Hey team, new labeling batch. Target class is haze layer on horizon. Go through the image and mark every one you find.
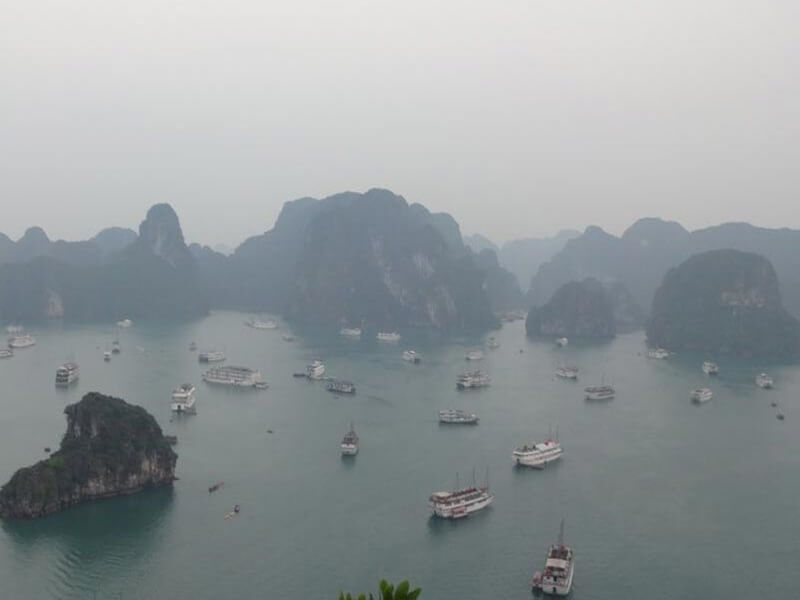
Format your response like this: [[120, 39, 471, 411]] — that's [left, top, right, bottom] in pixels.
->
[[2, 1, 798, 247]]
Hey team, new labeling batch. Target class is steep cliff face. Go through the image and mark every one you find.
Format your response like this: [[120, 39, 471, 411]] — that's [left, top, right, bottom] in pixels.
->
[[647, 250, 800, 356], [286, 190, 495, 330], [0, 393, 177, 519], [526, 278, 616, 338]]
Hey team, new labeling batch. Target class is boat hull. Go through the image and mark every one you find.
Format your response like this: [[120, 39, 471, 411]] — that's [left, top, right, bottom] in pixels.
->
[[513, 451, 563, 469]]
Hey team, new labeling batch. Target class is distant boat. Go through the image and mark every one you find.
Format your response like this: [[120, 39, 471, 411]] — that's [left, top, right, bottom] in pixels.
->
[[55, 362, 80, 387], [647, 348, 670, 360], [245, 316, 277, 330], [513, 433, 563, 468], [116, 319, 133, 328], [465, 350, 484, 361], [281, 334, 295, 342], [438, 409, 479, 425], [755, 373, 774, 389], [555, 366, 579, 381], [457, 371, 490, 390], [339, 327, 362, 338], [103, 350, 111, 362], [8, 334, 36, 349], [531, 519, 575, 596], [690, 387, 713, 404], [584, 384, 615, 401], [202, 365, 267, 389], [487, 337, 500, 349], [209, 482, 224, 493], [326, 379, 356, 394], [377, 331, 401, 342], [429, 471, 493, 519], [306, 360, 326, 380], [555, 337, 568, 347], [198, 350, 226, 363], [111, 338, 121, 354], [702, 361, 719, 376], [171, 384, 197, 413], [0, 349, 13, 359], [402, 350, 422, 364], [340, 422, 359, 456]]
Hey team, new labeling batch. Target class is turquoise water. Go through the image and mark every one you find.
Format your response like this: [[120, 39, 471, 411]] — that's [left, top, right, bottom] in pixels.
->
[[1, 312, 799, 599]]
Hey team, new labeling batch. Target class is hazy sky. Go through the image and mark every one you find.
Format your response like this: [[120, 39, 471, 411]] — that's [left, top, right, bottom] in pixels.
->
[[2, 1, 799, 247]]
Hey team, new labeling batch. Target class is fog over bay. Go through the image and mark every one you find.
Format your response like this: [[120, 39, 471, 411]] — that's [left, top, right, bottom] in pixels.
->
[[3, 1, 799, 246]]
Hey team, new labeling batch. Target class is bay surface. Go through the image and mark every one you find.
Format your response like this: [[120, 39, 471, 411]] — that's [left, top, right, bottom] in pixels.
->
[[1, 311, 798, 599]]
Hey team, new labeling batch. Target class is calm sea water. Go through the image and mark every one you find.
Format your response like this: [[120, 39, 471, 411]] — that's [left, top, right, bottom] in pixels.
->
[[1, 312, 799, 599]]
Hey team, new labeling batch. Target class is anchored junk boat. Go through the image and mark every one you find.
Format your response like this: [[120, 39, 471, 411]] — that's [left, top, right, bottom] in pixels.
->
[[531, 519, 575, 596], [438, 409, 479, 425], [55, 362, 80, 387], [402, 350, 422, 364], [756, 373, 774, 389], [202, 365, 267, 389], [457, 371, 490, 390], [702, 361, 719, 375], [245, 316, 277, 330], [326, 379, 356, 394], [340, 423, 359, 455], [690, 387, 713, 404], [306, 360, 326, 380], [198, 350, 226, 363], [8, 334, 36, 349], [377, 331, 401, 342], [339, 327, 362, 338], [584, 384, 615, 401], [429, 471, 493, 519], [171, 384, 197, 413], [513, 433, 563, 468], [555, 366, 579, 380]]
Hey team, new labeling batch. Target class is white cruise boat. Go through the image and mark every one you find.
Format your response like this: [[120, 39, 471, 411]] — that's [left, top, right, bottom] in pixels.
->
[[555, 337, 568, 347], [429, 475, 494, 519], [402, 350, 422, 364], [647, 348, 670, 360], [340, 423, 359, 455], [487, 336, 500, 349], [246, 316, 277, 330], [116, 319, 133, 328], [171, 384, 197, 413], [202, 365, 268, 389], [306, 360, 326, 380], [755, 373, 774, 389], [584, 384, 615, 401], [690, 387, 713, 403], [339, 327, 362, 338], [103, 350, 111, 362], [55, 362, 79, 387], [8, 334, 36, 349], [438, 409, 479, 425], [198, 350, 226, 363], [457, 371, 491, 390], [465, 350, 484, 361], [0, 349, 13, 359], [702, 361, 719, 375], [531, 520, 575, 597], [513, 436, 563, 468], [555, 366, 579, 380], [377, 331, 401, 342]]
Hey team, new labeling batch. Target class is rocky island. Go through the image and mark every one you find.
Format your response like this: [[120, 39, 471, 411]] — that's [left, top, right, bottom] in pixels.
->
[[0, 393, 177, 519], [526, 278, 616, 338], [646, 249, 800, 357]]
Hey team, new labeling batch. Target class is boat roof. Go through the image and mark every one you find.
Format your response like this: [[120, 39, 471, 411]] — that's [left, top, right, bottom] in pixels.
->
[[545, 558, 570, 570]]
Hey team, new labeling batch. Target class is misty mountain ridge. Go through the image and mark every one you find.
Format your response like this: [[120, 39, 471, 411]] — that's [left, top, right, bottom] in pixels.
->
[[528, 218, 800, 320]]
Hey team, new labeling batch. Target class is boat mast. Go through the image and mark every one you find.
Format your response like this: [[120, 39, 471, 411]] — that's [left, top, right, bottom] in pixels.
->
[[558, 517, 565, 546]]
